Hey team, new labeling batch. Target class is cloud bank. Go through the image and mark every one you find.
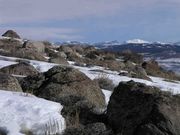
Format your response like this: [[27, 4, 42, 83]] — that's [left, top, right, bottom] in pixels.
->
[[0, 0, 180, 41], [1, 0, 179, 24]]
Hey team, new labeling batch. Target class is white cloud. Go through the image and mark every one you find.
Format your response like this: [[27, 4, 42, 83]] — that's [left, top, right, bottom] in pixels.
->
[[0, 27, 83, 41]]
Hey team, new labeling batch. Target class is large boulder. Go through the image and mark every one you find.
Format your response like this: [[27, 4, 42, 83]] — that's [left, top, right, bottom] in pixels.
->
[[123, 61, 151, 81], [58, 46, 73, 54], [49, 56, 69, 65], [107, 81, 180, 135], [130, 66, 151, 81], [0, 38, 22, 54], [122, 50, 143, 64], [20, 73, 45, 92], [142, 60, 179, 80], [2, 30, 21, 39], [0, 73, 22, 91], [14, 48, 47, 61], [20, 66, 105, 108], [62, 123, 109, 135], [58, 46, 82, 62], [23, 41, 45, 53], [0, 44, 46, 61], [60, 95, 106, 128], [0, 61, 38, 76]]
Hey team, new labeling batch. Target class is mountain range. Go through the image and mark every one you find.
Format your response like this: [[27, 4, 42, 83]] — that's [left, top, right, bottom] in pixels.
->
[[56, 39, 180, 59]]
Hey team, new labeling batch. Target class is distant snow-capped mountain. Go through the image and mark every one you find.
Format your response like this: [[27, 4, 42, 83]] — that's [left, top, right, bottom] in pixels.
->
[[53, 38, 180, 58], [125, 39, 150, 44], [94, 40, 121, 46], [55, 41, 90, 46], [93, 40, 180, 59]]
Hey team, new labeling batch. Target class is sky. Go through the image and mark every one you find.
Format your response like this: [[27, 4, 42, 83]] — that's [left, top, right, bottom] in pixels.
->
[[0, 0, 180, 43]]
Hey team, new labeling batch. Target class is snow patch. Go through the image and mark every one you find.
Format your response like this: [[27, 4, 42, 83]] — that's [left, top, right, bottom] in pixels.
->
[[0, 90, 66, 135], [102, 89, 112, 104]]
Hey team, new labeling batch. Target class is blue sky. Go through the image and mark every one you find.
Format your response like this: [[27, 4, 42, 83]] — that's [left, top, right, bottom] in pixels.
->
[[0, 0, 180, 43]]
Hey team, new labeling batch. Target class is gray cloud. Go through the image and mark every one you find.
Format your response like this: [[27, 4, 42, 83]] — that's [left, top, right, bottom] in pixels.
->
[[1, 0, 180, 41], [1, 0, 179, 24], [0, 0, 122, 23], [0, 27, 83, 41]]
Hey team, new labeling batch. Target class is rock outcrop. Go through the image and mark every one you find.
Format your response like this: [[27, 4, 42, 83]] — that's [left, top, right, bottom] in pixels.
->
[[0, 61, 38, 76], [23, 41, 45, 53], [142, 60, 179, 80], [20, 66, 105, 108], [0, 73, 22, 91], [49, 56, 69, 65], [130, 66, 151, 81], [2, 30, 21, 39], [62, 123, 109, 135], [107, 81, 180, 135]]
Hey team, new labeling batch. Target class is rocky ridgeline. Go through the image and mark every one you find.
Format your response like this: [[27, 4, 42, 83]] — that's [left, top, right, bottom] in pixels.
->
[[0, 30, 180, 135], [1, 30, 179, 81]]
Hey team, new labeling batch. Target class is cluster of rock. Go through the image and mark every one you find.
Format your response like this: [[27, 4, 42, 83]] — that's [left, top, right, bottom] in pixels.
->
[[1, 64, 180, 135], [142, 60, 180, 80], [62, 81, 180, 135], [20, 65, 105, 108], [0, 30, 66, 63], [1, 30, 179, 81], [51, 44, 179, 81], [0, 30, 180, 135]]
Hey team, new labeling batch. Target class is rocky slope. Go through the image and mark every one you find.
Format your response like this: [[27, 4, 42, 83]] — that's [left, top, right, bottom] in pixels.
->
[[0, 30, 180, 135]]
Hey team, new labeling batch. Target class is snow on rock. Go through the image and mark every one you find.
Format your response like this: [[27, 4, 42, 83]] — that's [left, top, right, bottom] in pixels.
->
[[125, 39, 150, 44], [0, 90, 66, 135], [102, 89, 112, 104], [0, 60, 17, 69], [0, 36, 24, 44], [1, 55, 180, 95], [30, 60, 58, 72], [149, 76, 180, 94], [69, 62, 180, 95], [0, 55, 58, 73]]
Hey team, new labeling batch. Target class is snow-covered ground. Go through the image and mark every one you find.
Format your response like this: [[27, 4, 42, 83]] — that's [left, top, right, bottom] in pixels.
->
[[0, 55, 57, 72], [0, 60, 17, 69], [1, 55, 180, 134], [71, 63, 180, 94], [157, 58, 180, 75], [1, 55, 180, 95], [0, 90, 65, 135]]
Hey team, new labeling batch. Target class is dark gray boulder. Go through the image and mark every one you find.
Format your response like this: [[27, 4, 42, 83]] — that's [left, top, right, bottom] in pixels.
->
[[20, 65, 105, 108], [107, 81, 180, 135], [62, 123, 111, 135], [84, 122, 107, 135], [0, 127, 8, 135]]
